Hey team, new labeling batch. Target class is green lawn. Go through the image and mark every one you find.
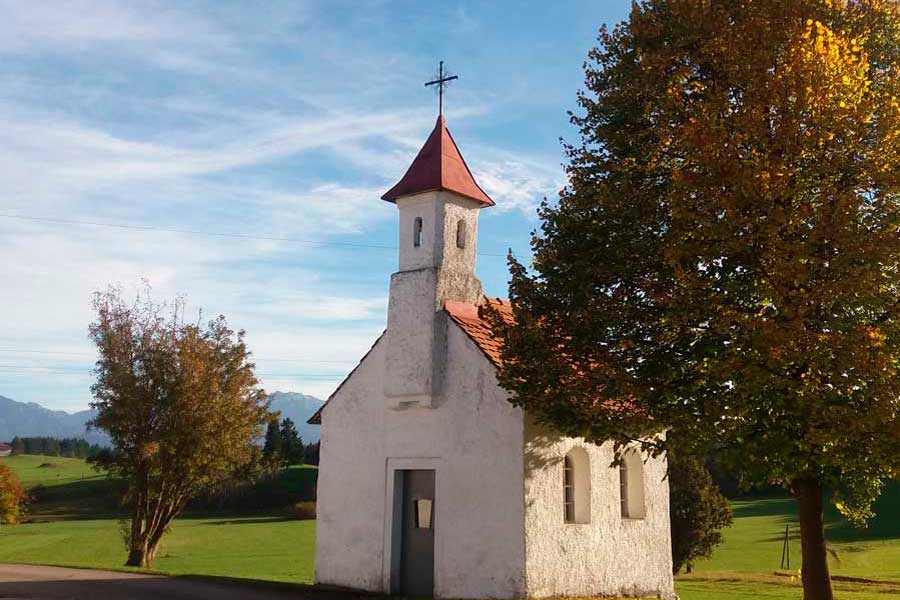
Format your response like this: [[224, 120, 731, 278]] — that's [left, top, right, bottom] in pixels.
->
[[2, 455, 899, 599], [677, 482, 900, 600], [0, 455, 317, 584], [0, 515, 315, 584]]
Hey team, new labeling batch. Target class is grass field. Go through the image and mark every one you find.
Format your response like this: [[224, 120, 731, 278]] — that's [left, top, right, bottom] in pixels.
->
[[0, 455, 318, 583], [678, 483, 900, 600], [1, 455, 898, 599]]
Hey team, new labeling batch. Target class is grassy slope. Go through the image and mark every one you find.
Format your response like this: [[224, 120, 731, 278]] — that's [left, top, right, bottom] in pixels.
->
[[2, 454, 105, 487]]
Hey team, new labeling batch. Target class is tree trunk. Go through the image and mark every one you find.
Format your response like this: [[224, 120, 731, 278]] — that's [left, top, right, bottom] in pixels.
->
[[792, 478, 834, 600], [125, 546, 151, 568]]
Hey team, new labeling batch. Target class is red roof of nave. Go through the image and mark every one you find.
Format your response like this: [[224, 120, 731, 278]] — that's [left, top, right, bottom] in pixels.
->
[[381, 115, 494, 206]]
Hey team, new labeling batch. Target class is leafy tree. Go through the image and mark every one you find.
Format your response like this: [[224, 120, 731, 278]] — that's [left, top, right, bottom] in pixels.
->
[[10, 437, 24, 455], [262, 419, 282, 461], [0, 463, 26, 524], [89, 286, 270, 567], [669, 454, 733, 574], [279, 418, 304, 466], [493, 2, 900, 598]]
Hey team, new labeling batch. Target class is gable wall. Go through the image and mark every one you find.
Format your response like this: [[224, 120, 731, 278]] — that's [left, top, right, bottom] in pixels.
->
[[314, 321, 526, 598], [523, 422, 676, 598]]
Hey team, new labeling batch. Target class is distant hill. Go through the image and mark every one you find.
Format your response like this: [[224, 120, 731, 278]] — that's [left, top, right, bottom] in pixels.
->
[[0, 391, 325, 445], [267, 391, 324, 443], [0, 395, 107, 445]]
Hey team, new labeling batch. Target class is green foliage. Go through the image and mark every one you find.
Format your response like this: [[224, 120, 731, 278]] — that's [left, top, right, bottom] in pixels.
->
[[0, 463, 26, 524], [669, 454, 733, 574], [492, 3, 900, 597], [88, 285, 271, 567]]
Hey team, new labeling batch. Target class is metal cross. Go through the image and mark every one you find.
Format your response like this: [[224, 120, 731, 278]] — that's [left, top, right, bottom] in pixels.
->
[[425, 60, 458, 116]]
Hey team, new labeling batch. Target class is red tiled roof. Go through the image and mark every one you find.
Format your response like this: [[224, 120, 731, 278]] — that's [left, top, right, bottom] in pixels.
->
[[381, 115, 494, 206], [444, 297, 512, 367], [447, 298, 635, 415]]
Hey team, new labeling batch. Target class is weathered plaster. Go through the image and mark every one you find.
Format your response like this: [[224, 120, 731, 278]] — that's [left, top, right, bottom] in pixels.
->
[[523, 421, 676, 599], [384, 192, 482, 407]]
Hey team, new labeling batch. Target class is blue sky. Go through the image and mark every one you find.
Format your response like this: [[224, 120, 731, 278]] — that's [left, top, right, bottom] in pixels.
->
[[0, 0, 631, 412]]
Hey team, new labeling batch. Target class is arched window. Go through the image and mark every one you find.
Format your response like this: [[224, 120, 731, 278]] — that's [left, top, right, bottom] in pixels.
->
[[619, 448, 646, 519], [563, 447, 590, 524], [413, 217, 423, 248], [456, 219, 466, 249]]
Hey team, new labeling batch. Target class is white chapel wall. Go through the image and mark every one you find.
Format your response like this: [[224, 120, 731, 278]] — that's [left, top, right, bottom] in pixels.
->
[[523, 421, 676, 599], [315, 321, 527, 599]]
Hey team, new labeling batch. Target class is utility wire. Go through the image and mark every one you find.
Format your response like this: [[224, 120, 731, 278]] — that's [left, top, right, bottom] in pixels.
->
[[0, 213, 516, 258], [0, 365, 345, 380], [0, 348, 355, 364]]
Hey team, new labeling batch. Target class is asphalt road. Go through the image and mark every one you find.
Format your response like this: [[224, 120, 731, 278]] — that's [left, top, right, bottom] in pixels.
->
[[0, 564, 370, 600]]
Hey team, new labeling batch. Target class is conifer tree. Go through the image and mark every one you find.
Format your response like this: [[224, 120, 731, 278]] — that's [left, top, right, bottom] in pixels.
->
[[279, 418, 303, 466], [262, 420, 282, 461]]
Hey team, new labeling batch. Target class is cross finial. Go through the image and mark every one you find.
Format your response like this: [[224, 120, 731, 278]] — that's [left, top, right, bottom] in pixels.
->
[[425, 60, 459, 116]]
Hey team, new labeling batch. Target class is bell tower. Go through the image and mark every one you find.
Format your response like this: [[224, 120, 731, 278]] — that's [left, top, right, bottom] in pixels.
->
[[381, 115, 494, 408]]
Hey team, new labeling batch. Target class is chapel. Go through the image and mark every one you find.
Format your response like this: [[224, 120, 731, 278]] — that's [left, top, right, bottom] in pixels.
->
[[309, 112, 675, 599]]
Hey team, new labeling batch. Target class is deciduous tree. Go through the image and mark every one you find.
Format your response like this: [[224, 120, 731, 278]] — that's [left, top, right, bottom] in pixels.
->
[[0, 464, 26, 524], [89, 286, 269, 568], [493, 2, 900, 598]]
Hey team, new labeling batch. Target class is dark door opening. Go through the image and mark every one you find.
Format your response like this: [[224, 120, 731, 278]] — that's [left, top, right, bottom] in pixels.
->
[[394, 469, 435, 597]]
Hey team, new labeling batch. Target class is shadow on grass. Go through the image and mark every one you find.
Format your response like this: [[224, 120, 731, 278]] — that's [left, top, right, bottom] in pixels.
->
[[826, 481, 900, 542], [199, 517, 295, 526], [731, 496, 796, 519], [27, 478, 126, 521], [730, 480, 900, 544]]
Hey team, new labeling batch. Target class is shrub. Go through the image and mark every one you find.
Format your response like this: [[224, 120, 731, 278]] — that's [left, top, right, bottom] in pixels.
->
[[0, 464, 27, 524], [291, 501, 316, 520]]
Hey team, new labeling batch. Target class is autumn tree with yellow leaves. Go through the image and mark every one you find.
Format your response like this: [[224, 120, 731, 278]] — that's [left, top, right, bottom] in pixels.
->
[[494, 2, 900, 599]]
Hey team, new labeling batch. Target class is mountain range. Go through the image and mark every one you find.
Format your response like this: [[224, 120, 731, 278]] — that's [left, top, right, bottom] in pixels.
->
[[0, 391, 324, 444]]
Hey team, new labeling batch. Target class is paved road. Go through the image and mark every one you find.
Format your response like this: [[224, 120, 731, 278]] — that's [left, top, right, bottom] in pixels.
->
[[0, 564, 369, 600]]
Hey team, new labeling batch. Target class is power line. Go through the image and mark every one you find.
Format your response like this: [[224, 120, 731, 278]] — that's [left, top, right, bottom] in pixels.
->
[[0, 365, 345, 380], [0, 348, 356, 364], [0, 212, 515, 258]]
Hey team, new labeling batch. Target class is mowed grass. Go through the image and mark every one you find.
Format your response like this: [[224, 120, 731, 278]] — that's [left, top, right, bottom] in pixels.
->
[[2, 455, 899, 598], [677, 481, 900, 600], [0, 455, 317, 584], [0, 515, 316, 584]]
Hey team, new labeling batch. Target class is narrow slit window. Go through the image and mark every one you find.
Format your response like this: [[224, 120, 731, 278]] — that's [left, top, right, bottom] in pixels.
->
[[456, 219, 466, 249], [620, 449, 646, 520], [619, 461, 629, 518], [563, 447, 590, 524], [413, 217, 423, 248], [563, 455, 575, 523]]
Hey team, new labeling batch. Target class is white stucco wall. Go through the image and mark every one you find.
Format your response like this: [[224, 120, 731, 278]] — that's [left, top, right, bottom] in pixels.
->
[[315, 323, 527, 599], [523, 422, 676, 599]]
